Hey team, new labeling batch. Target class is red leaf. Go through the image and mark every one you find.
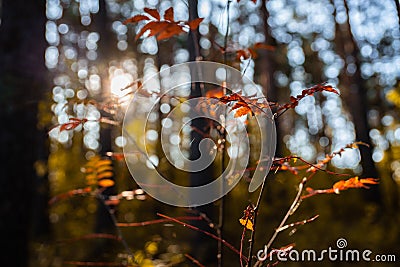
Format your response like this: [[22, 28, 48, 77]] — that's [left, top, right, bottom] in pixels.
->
[[187, 17, 204, 30], [144, 7, 160, 20], [236, 49, 249, 60], [164, 7, 174, 21], [156, 23, 184, 40], [218, 93, 243, 103], [135, 21, 168, 40], [123, 14, 150, 24], [59, 118, 87, 132]]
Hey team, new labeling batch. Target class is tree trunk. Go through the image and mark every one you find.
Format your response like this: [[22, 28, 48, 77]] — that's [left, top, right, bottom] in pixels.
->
[[256, 0, 284, 157], [187, 1, 218, 264], [333, 0, 381, 202], [0, 0, 49, 266]]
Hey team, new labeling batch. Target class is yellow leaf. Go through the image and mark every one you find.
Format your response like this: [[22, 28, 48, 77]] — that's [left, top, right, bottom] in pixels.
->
[[145, 241, 158, 255], [239, 218, 254, 231]]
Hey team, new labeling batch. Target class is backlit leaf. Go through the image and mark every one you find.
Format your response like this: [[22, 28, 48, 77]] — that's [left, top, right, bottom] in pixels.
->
[[144, 7, 160, 20], [187, 18, 204, 30], [97, 171, 114, 179], [156, 23, 185, 40], [123, 14, 150, 24], [98, 179, 115, 188], [163, 7, 174, 21], [239, 218, 254, 231]]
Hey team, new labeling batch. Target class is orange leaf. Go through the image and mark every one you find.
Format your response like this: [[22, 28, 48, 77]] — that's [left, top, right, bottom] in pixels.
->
[[144, 7, 160, 20], [236, 49, 249, 60], [164, 7, 174, 21], [187, 17, 204, 30], [239, 218, 254, 231], [98, 179, 115, 188], [123, 14, 150, 24], [206, 87, 224, 98], [135, 21, 169, 40], [234, 106, 253, 118], [156, 23, 184, 40], [97, 171, 114, 179]]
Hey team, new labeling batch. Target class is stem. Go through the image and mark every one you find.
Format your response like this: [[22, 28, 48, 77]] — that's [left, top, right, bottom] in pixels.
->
[[97, 194, 134, 258], [223, 0, 231, 64], [246, 179, 267, 267], [218, 1, 232, 266], [265, 177, 306, 250], [157, 213, 248, 262], [254, 176, 310, 266]]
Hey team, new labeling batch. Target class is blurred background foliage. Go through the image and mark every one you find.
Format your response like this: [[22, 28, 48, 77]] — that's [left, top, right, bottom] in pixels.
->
[[1, 0, 400, 266]]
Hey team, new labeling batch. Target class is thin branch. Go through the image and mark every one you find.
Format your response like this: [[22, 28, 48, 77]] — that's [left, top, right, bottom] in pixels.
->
[[265, 177, 307, 250], [57, 233, 122, 244], [116, 216, 203, 227], [246, 179, 267, 267], [157, 213, 248, 262], [64, 261, 125, 266], [254, 175, 311, 266], [275, 215, 319, 233], [97, 194, 134, 258], [218, 1, 232, 266], [185, 253, 205, 267], [240, 219, 248, 267]]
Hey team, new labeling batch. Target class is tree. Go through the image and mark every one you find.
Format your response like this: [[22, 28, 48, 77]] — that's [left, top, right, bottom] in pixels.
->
[[0, 0, 49, 266]]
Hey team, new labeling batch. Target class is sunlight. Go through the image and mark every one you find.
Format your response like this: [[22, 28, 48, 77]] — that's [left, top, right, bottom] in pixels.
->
[[110, 70, 133, 97]]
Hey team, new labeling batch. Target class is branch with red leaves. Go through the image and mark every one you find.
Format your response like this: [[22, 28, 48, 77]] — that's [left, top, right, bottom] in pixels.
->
[[273, 83, 339, 118], [302, 177, 379, 199], [123, 7, 203, 41], [267, 141, 368, 177], [209, 83, 339, 119]]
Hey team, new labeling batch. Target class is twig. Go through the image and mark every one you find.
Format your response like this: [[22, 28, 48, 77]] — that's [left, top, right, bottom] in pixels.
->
[[57, 233, 122, 244], [240, 219, 248, 267], [218, 2, 232, 266], [246, 178, 267, 267], [275, 215, 319, 233], [116, 216, 203, 227], [185, 253, 205, 267], [97, 194, 134, 258], [254, 175, 311, 266], [265, 177, 308, 249], [64, 261, 125, 266], [157, 213, 248, 262]]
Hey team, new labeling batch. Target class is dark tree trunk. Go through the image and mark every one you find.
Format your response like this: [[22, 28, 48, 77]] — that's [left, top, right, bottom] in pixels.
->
[[256, 0, 284, 157], [333, 0, 381, 202], [0, 0, 49, 266], [187, 1, 218, 264], [93, 0, 117, 237]]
